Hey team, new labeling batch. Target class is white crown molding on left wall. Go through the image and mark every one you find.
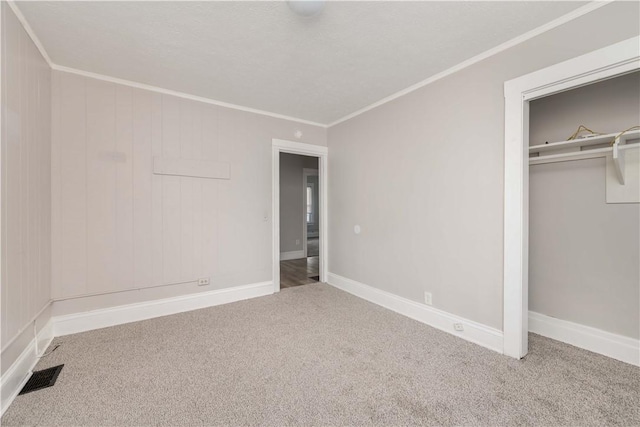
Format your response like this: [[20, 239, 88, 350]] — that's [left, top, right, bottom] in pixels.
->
[[5, 1, 53, 66], [280, 250, 305, 261], [4, 0, 328, 129], [51, 64, 329, 128], [326, 0, 612, 127], [327, 272, 505, 354]]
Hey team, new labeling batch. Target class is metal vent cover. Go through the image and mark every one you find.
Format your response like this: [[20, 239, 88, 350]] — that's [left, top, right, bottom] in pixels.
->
[[19, 365, 64, 395]]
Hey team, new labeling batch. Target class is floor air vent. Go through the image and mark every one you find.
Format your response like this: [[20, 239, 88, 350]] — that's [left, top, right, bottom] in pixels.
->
[[19, 365, 64, 395]]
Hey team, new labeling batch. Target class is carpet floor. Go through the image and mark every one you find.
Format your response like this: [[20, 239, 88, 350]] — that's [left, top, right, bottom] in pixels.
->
[[3, 283, 638, 426]]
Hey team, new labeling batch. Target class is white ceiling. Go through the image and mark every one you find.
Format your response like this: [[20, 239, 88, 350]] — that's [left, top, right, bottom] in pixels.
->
[[17, 1, 586, 125]]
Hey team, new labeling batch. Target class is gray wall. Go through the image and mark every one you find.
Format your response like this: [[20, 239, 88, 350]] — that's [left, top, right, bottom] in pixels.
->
[[1, 4, 52, 375], [529, 72, 640, 339], [327, 1, 640, 331], [279, 153, 318, 254]]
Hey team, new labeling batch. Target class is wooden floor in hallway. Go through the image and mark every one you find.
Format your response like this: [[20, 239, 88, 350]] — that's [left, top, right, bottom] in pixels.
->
[[280, 256, 319, 289]]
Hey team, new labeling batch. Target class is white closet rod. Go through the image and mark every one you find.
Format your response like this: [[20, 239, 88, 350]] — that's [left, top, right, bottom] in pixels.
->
[[529, 143, 639, 165]]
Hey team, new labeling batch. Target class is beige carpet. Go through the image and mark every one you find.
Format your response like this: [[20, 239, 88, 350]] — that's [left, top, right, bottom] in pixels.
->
[[3, 283, 639, 426]]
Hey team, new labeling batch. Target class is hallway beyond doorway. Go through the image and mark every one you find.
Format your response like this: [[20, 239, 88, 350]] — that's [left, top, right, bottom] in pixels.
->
[[280, 257, 319, 289]]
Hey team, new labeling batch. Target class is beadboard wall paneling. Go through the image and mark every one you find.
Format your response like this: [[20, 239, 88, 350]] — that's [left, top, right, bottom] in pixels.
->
[[1, 3, 52, 371], [51, 70, 327, 307]]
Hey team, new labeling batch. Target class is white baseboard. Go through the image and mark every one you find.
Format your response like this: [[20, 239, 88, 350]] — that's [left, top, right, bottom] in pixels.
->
[[1, 320, 54, 416], [327, 273, 503, 353], [280, 250, 305, 261], [529, 311, 639, 366], [53, 281, 273, 337]]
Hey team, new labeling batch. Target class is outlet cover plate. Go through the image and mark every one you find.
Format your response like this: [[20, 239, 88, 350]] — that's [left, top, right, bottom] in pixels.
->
[[424, 292, 432, 306]]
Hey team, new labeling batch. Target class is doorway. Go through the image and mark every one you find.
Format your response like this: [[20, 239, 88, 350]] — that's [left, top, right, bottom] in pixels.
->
[[272, 139, 328, 293], [278, 154, 319, 288]]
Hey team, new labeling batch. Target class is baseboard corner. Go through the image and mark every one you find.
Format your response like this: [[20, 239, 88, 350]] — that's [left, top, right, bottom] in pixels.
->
[[1, 319, 54, 416], [528, 311, 639, 366]]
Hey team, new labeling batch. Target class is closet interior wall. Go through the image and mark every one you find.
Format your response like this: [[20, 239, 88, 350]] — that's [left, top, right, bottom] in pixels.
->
[[528, 71, 640, 339]]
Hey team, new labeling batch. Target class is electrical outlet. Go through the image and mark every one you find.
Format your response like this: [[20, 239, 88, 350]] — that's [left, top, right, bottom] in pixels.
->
[[296, 239, 300, 245], [453, 323, 464, 332], [424, 292, 432, 306], [198, 277, 210, 286]]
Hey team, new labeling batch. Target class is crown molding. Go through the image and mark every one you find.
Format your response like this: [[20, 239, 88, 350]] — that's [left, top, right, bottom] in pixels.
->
[[6, 0, 327, 128], [6, 0, 53, 67], [7, 0, 612, 129], [51, 64, 328, 128], [327, 1, 612, 127]]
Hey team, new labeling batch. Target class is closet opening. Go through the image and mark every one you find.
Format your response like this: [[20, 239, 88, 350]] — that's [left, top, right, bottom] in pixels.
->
[[502, 36, 639, 363], [527, 71, 639, 363]]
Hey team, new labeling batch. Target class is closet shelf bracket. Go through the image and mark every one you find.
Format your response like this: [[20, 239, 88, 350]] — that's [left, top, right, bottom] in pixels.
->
[[612, 135, 626, 185]]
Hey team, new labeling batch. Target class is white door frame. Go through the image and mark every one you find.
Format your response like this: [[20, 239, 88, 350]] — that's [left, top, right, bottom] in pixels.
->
[[272, 139, 328, 293], [502, 36, 640, 359], [302, 168, 319, 258]]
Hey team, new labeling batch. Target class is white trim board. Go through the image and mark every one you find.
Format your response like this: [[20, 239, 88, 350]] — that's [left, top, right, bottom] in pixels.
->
[[280, 250, 305, 261], [7, 1, 325, 127], [153, 157, 230, 180], [327, 273, 503, 354], [272, 139, 328, 156], [53, 281, 273, 337], [5, 0, 53, 67], [529, 311, 639, 367], [1, 320, 54, 417]]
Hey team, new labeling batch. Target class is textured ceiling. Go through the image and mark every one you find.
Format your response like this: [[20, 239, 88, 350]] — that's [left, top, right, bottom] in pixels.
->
[[17, 1, 586, 125]]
